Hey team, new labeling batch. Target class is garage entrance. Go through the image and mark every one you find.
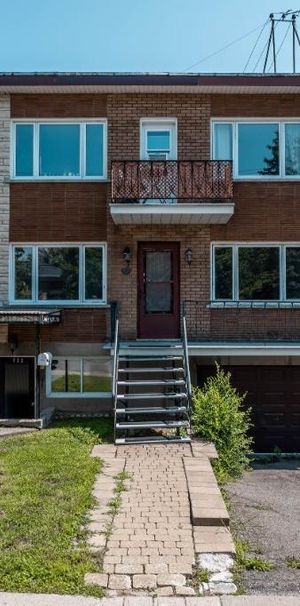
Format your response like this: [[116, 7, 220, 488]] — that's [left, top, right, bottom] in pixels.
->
[[0, 357, 35, 419], [197, 365, 300, 452]]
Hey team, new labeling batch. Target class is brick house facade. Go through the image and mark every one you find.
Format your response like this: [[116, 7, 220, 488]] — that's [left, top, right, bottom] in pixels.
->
[[0, 73, 300, 449]]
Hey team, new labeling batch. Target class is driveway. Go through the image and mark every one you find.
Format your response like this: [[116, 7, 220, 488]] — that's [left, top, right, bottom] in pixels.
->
[[226, 460, 300, 594]]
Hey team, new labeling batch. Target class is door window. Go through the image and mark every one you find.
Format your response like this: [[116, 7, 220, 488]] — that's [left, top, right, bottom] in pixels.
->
[[144, 250, 173, 313]]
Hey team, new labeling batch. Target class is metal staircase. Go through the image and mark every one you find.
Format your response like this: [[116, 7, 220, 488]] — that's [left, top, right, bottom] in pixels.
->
[[112, 313, 192, 445]]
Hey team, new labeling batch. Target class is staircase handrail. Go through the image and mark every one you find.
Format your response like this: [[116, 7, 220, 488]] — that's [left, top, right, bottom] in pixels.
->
[[112, 310, 120, 443], [182, 310, 192, 413]]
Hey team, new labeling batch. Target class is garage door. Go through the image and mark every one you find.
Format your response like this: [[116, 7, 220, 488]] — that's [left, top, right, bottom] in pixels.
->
[[197, 365, 300, 453]]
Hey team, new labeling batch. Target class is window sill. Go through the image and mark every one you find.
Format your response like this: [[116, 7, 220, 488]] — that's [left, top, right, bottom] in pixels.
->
[[8, 302, 110, 308], [233, 177, 300, 182], [209, 301, 300, 308], [47, 392, 112, 399], [8, 177, 109, 183]]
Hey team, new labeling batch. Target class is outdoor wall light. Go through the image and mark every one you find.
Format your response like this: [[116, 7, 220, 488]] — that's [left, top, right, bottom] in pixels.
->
[[185, 248, 193, 266], [122, 247, 131, 275]]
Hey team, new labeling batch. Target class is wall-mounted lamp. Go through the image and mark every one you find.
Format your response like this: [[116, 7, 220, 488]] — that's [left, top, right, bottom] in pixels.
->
[[122, 246, 131, 275], [9, 333, 18, 355], [185, 248, 193, 266]]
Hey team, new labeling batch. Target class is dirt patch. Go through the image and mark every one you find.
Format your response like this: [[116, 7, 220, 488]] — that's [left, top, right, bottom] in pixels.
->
[[226, 460, 300, 594]]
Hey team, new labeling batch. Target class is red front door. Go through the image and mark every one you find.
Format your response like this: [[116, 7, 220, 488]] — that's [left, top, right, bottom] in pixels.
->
[[138, 242, 180, 339]]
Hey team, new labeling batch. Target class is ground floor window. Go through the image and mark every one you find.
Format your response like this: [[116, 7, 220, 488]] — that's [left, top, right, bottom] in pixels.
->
[[10, 243, 107, 304], [212, 243, 300, 302], [47, 357, 112, 397]]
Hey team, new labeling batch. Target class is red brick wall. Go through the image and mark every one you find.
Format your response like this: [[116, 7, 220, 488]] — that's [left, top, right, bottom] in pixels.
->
[[211, 94, 300, 117], [10, 182, 107, 242], [11, 94, 107, 118], [211, 181, 300, 241], [9, 308, 108, 343]]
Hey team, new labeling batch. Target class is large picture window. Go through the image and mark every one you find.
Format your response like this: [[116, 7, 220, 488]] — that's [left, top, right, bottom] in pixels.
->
[[13, 120, 107, 179], [212, 120, 300, 178], [11, 244, 106, 304], [213, 244, 300, 302], [48, 357, 112, 397]]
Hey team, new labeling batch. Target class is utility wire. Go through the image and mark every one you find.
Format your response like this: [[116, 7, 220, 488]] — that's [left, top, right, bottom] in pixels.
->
[[183, 22, 266, 72], [243, 20, 269, 72], [252, 19, 280, 72], [268, 21, 292, 71]]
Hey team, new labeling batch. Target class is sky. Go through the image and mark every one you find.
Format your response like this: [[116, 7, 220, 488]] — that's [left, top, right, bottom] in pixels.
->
[[0, 0, 299, 74]]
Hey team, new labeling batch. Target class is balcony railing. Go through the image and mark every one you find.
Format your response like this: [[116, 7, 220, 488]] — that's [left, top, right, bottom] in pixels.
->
[[111, 160, 233, 203], [183, 300, 300, 342]]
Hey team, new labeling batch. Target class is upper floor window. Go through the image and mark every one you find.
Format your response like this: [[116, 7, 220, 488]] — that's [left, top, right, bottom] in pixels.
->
[[10, 243, 106, 304], [12, 120, 107, 180], [140, 119, 177, 160], [212, 244, 300, 302], [212, 120, 300, 179]]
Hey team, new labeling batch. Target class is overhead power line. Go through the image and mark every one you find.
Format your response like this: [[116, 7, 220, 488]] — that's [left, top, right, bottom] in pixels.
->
[[243, 20, 269, 72], [183, 22, 266, 72]]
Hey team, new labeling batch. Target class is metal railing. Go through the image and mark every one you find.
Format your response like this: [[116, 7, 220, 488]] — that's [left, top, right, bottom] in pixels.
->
[[182, 312, 192, 416], [111, 160, 233, 203], [182, 300, 300, 342], [112, 307, 120, 443]]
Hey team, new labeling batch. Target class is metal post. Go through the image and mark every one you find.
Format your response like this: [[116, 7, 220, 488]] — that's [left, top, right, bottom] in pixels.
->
[[271, 16, 277, 73], [293, 14, 296, 73], [35, 323, 41, 420], [263, 15, 274, 73]]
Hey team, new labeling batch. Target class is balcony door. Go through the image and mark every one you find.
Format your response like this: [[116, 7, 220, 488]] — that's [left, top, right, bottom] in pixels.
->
[[138, 242, 180, 339], [140, 119, 177, 204]]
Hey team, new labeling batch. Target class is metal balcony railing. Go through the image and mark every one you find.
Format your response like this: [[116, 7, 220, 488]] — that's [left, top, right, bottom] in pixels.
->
[[182, 300, 300, 342], [111, 160, 233, 203]]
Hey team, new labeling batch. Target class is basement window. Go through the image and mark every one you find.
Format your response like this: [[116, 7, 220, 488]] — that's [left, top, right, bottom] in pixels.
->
[[48, 357, 112, 397]]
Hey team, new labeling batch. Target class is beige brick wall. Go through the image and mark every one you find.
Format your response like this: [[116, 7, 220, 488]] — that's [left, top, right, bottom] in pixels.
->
[[0, 95, 10, 342], [107, 93, 212, 339], [107, 222, 210, 339]]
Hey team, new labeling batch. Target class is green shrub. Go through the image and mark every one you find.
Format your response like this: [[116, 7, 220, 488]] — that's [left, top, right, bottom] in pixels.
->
[[192, 364, 253, 483]]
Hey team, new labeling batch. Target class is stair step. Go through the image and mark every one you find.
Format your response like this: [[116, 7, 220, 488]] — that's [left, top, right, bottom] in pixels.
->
[[115, 435, 191, 445], [119, 356, 183, 362], [118, 367, 184, 374], [117, 392, 188, 401], [116, 420, 190, 429], [117, 379, 186, 387], [116, 406, 188, 414]]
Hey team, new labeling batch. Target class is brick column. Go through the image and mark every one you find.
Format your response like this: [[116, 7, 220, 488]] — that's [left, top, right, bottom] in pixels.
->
[[0, 95, 10, 342]]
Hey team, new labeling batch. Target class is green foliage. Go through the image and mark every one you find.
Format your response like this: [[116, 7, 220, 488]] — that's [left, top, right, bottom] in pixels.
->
[[192, 364, 253, 483], [287, 557, 300, 569], [0, 419, 113, 596], [235, 541, 274, 572]]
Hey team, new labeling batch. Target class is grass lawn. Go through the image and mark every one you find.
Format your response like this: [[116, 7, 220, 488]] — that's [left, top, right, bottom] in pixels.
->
[[0, 418, 113, 597]]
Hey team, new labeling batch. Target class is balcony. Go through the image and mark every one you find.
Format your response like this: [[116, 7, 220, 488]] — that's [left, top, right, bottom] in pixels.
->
[[110, 160, 234, 225], [183, 300, 300, 344]]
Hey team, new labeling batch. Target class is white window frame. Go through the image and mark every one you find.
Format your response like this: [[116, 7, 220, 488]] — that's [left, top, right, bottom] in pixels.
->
[[140, 118, 177, 160], [11, 119, 107, 180], [46, 356, 112, 398], [211, 243, 300, 303], [9, 242, 107, 305], [211, 118, 300, 181]]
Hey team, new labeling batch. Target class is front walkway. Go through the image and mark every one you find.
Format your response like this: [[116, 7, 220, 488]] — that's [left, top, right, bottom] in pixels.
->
[[86, 442, 235, 597]]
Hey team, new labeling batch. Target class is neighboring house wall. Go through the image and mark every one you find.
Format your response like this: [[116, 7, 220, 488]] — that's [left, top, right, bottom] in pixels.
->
[[0, 95, 10, 343]]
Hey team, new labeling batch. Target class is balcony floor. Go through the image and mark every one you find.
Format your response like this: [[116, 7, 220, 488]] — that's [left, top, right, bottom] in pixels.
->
[[109, 202, 234, 224]]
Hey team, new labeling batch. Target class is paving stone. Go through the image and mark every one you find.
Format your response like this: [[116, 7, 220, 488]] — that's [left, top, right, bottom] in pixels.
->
[[108, 575, 132, 590], [174, 586, 196, 595], [157, 573, 186, 587], [197, 553, 235, 573], [84, 573, 108, 588], [115, 564, 144, 575], [132, 574, 157, 589], [145, 563, 169, 574], [207, 581, 237, 594], [155, 586, 174, 596]]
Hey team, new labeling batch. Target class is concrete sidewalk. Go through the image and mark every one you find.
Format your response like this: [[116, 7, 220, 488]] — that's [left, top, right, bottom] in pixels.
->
[[0, 594, 300, 605]]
